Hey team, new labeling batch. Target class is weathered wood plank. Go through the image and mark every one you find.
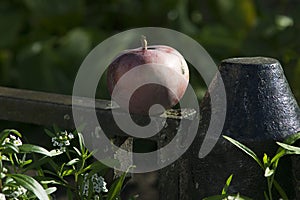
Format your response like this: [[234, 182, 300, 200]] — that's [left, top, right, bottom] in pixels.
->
[[0, 86, 198, 199], [0, 86, 116, 130], [0, 86, 196, 139]]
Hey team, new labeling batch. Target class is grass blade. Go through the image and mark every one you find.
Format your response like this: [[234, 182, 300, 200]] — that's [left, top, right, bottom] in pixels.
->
[[273, 180, 288, 200], [271, 149, 285, 164], [45, 187, 57, 195], [276, 142, 300, 154], [44, 129, 55, 138], [223, 136, 263, 169], [222, 174, 233, 195], [107, 167, 131, 200]]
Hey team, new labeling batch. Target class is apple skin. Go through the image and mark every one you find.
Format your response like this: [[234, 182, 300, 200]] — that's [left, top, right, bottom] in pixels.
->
[[107, 44, 189, 115]]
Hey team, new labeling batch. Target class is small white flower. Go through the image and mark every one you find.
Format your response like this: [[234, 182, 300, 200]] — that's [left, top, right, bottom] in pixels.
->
[[14, 137, 22, 146], [68, 133, 74, 139], [10, 135, 16, 140], [81, 173, 108, 197], [3, 185, 27, 198], [82, 173, 89, 197], [51, 131, 74, 151], [64, 140, 70, 146], [93, 174, 108, 193], [0, 193, 6, 200], [2, 135, 22, 146]]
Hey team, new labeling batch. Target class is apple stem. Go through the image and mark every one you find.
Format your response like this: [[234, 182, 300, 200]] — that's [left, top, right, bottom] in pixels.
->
[[141, 35, 147, 50]]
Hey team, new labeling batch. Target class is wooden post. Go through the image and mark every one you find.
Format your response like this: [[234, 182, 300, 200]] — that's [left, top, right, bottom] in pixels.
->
[[191, 57, 300, 199]]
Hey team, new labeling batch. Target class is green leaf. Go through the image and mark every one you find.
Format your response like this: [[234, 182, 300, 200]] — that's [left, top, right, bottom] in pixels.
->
[[66, 158, 80, 166], [9, 174, 49, 200], [67, 188, 73, 199], [87, 177, 93, 199], [271, 149, 286, 164], [62, 169, 74, 177], [0, 129, 22, 144], [78, 132, 85, 154], [36, 176, 63, 185], [222, 174, 233, 195], [19, 144, 51, 156], [84, 161, 111, 178], [276, 142, 300, 154], [49, 159, 60, 171], [44, 129, 56, 138], [24, 156, 50, 171], [20, 159, 33, 167], [262, 153, 269, 166], [43, 170, 59, 177], [264, 191, 270, 200], [107, 169, 130, 200], [3, 143, 19, 154], [45, 187, 57, 195], [223, 135, 263, 169], [53, 125, 61, 134], [73, 146, 82, 156], [264, 167, 274, 177], [49, 149, 64, 157], [273, 180, 288, 200]]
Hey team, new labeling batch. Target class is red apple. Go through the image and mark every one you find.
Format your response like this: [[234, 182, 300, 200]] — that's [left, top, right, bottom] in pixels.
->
[[107, 36, 189, 115]]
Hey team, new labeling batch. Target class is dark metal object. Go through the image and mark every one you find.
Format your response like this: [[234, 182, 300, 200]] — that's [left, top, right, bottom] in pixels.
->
[[191, 57, 300, 199]]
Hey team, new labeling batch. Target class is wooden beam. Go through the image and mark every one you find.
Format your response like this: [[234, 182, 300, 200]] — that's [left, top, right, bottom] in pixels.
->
[[0, 86, 196, 139]]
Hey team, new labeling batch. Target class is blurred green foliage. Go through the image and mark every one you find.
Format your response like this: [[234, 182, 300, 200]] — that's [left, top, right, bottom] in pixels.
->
[[0, 0, 300, 101]]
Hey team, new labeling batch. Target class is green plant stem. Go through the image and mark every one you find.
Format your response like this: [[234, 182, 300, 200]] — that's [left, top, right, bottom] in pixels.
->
[[267, 177, 273, 200], [9, 153, 17, 173], [0, 152, 2, 192]]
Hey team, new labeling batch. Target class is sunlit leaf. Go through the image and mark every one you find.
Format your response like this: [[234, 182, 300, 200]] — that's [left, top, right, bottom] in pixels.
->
[[0, 129, 22, 145], [73, 146, 82, 156], [45, 187, 57, 195], [3, 143, 19, 154], [263, 153, 269, 166], [264, 167, 274, 177], [66, 158, 80, 166], [10, 174, 49, 200], [19, 144, 51, 156], [222, 174, 233, 195], [270, 149, 285, 165], [49, 149, 64, 157], [62, 169, 74, 177], [276, 142, 300, 154], [107, 167, 131, 200], [223, 136, 263, 169]]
